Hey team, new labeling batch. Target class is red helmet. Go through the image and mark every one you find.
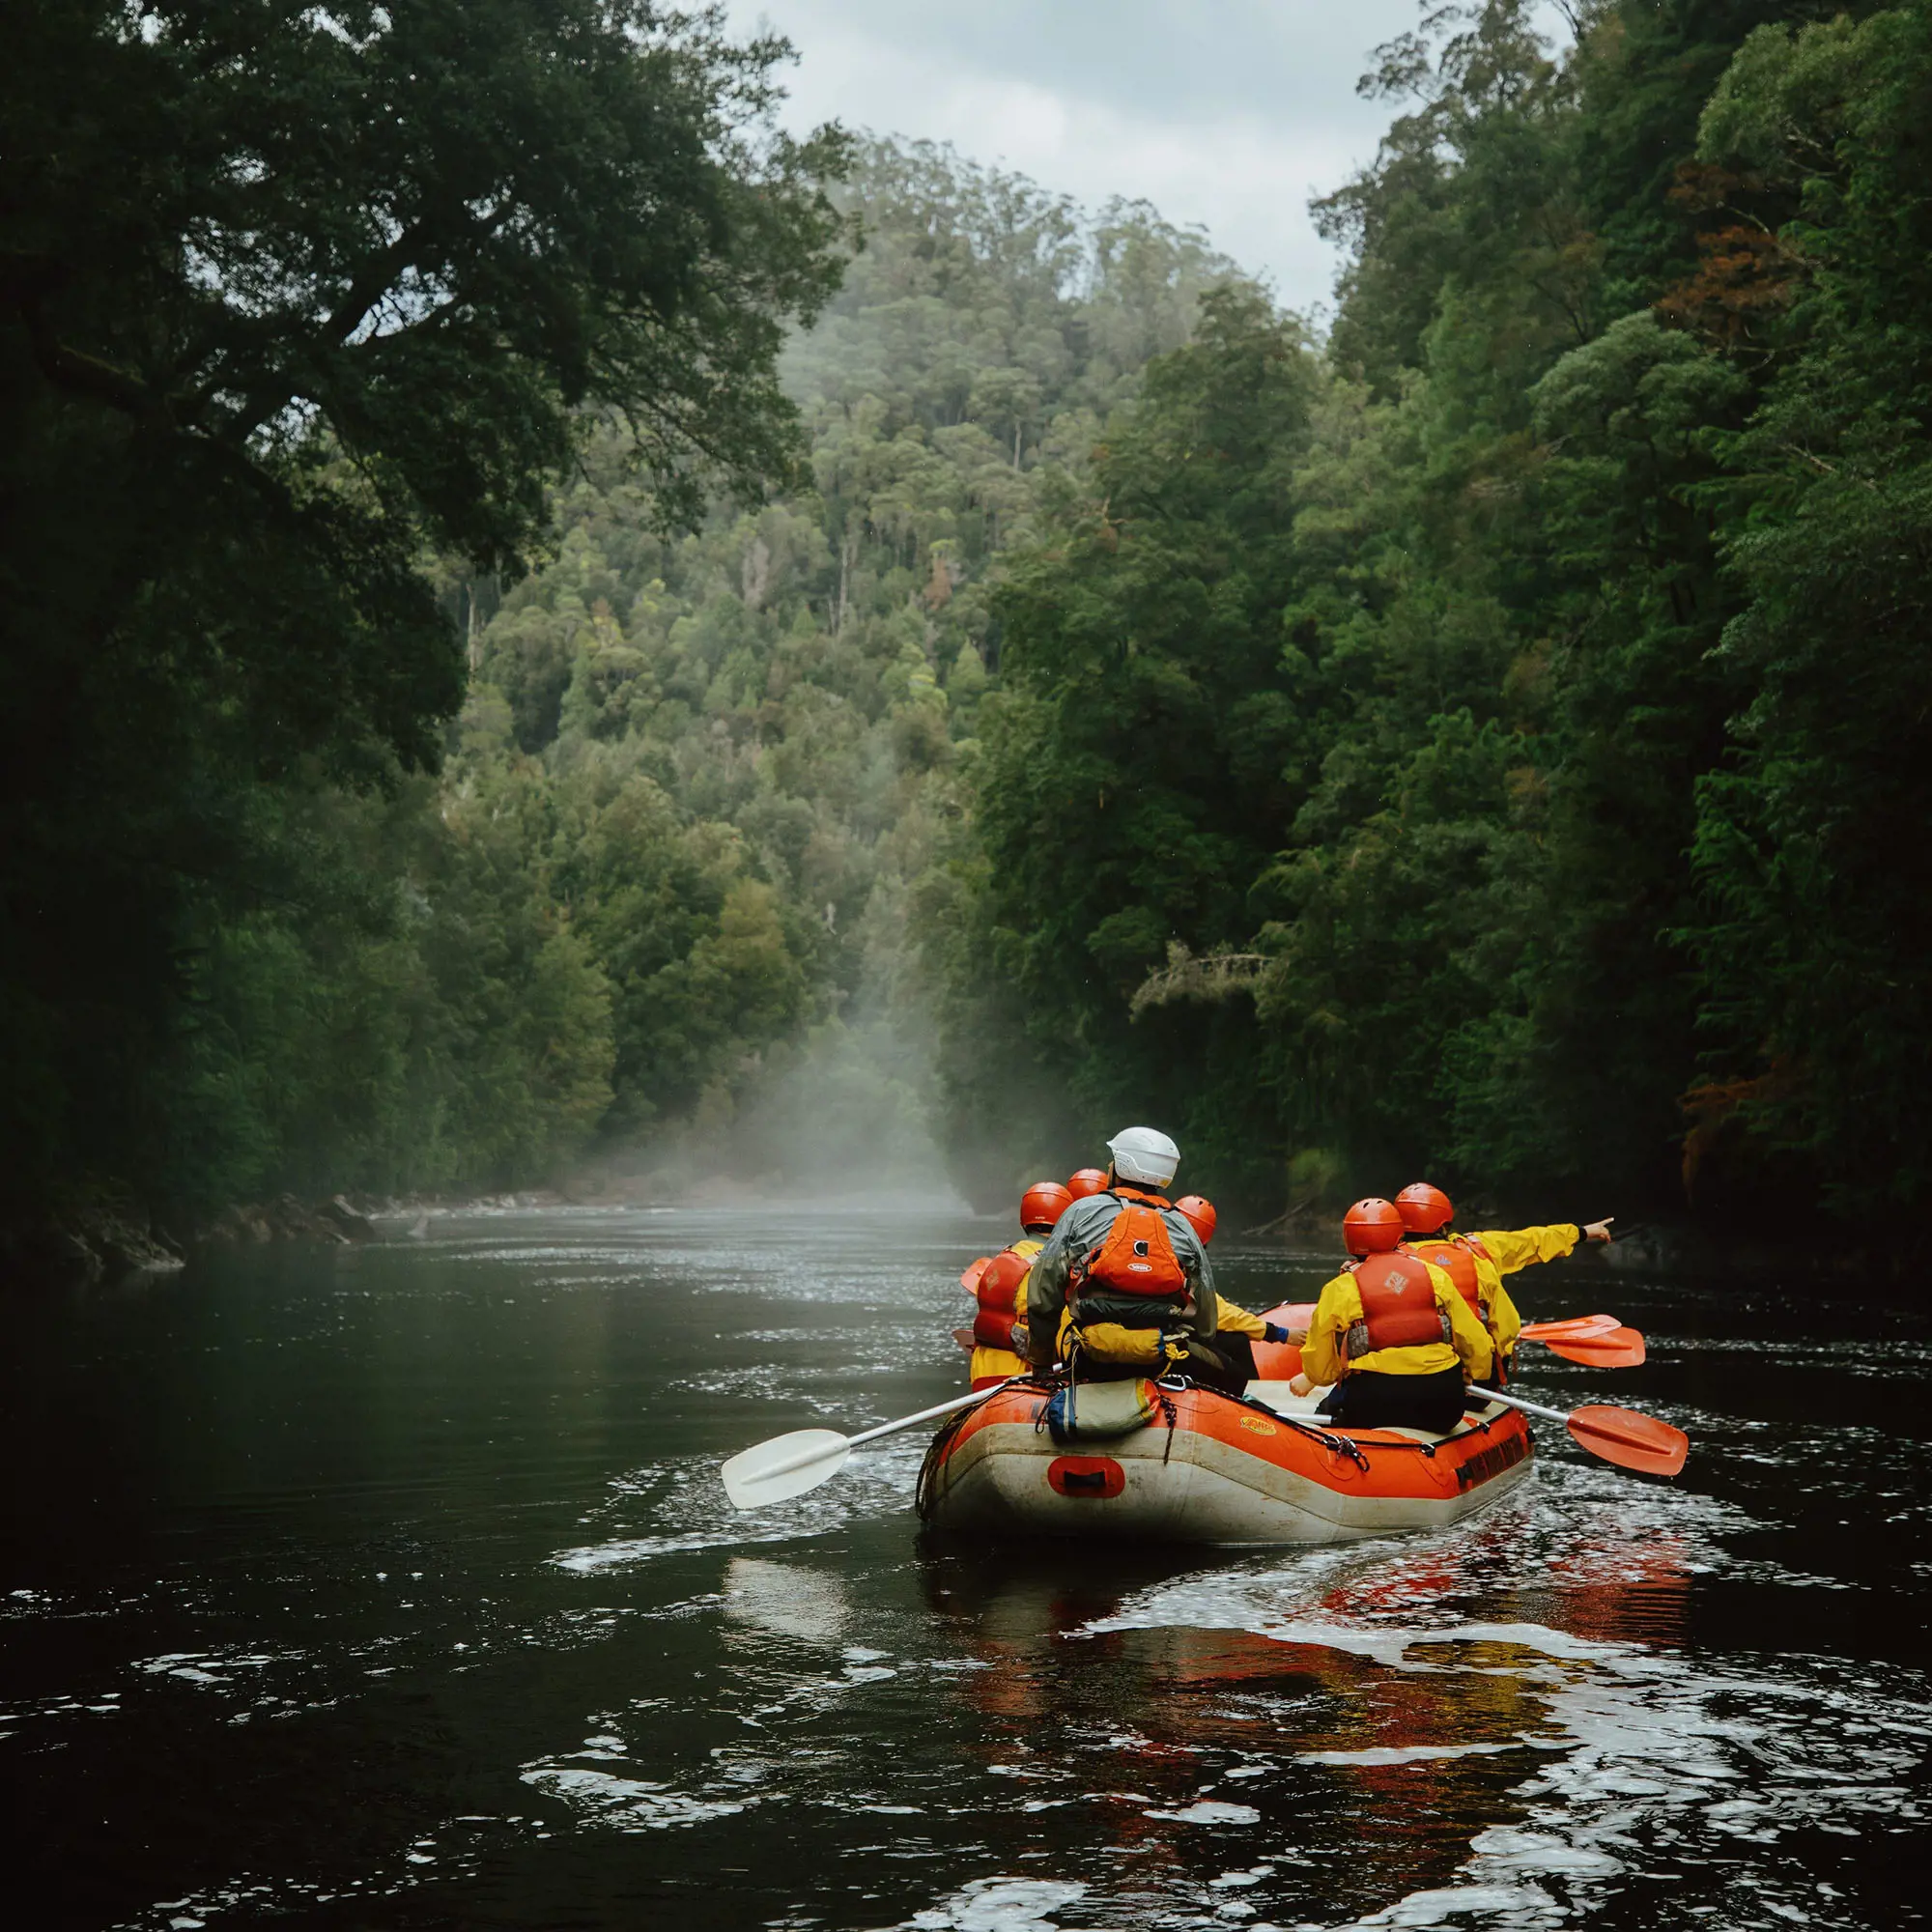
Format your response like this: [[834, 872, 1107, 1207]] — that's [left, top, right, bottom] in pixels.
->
[[1174, 1194, 1217, 1243], [1343, 1197, 1406, 1256], [1066, 1168, 1109, 1200], [1019, 1179, 1073, 1234], [1395, 1181, 1454, 1236]]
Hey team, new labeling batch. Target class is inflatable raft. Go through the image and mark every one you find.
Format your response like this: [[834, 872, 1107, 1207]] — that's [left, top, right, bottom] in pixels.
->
[[917, 1377, 1533, 1546]]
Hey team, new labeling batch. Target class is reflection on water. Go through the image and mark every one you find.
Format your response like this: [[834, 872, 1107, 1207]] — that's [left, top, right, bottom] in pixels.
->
[[0, 1207, 1926, 1930]]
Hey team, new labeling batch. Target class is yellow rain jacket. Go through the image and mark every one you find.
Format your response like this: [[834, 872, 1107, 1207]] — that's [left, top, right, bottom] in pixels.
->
[[1403, 1238, 1522, 1363], [969, 1236, 1041, 1385], [1471, 1223, 1581, 1273], [1463, 1223, 1583, 1361], [1056, 1293, 1269, 1370], [1212, 1301, 1270, 1340], [1300, 1258, 1493, 1385]]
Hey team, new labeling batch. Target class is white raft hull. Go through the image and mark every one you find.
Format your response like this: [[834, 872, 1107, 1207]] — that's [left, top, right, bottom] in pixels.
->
[[920, 1383, 1535, 1547]]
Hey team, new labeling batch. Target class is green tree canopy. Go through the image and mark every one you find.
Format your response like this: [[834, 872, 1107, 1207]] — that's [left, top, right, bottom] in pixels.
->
[[0, 0, 848, 1214]]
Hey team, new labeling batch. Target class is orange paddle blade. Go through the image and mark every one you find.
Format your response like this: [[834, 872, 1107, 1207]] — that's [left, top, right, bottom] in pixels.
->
[[1536, 1325, 1645, 1368], [952, 1325, 977, 1355], [960, 1257, 990, 1293], [1520, 1313, 1620, 1342], [1566, 1404, 1688, 1477]]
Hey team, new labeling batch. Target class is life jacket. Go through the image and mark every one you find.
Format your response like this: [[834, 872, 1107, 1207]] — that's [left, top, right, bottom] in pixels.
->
[[971, 1240, 1037, 1352], [1055, 1191, 1229, 1383], [1343, 1250, 1450, 1358], [1074, 1193, 1185, 1299], [1404, 1234, 1490, 1314], [1065, 1189, 1196, 1339]]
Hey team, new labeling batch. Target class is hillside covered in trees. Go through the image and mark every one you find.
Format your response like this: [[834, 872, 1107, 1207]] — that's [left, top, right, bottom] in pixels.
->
[[7, 0, 1931, 1236], [933, 0, 1932, 1221]]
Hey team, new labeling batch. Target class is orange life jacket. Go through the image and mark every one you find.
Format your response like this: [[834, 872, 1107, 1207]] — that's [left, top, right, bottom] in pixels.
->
[[1077, 1199, 1186, 1298], [1345, 1250, 1450, 1356], [976, 1248, 1029, 1313], [972, 1246, 1033, 1353], [1404, 1234, 1490, 1312]]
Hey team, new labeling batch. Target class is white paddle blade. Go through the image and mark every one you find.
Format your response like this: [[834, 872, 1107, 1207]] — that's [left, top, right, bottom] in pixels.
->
[[722, 1429, 851, 1510]]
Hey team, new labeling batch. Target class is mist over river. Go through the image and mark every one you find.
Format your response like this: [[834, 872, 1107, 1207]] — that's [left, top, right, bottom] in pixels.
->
[[3, 1208, 1927, 1930]]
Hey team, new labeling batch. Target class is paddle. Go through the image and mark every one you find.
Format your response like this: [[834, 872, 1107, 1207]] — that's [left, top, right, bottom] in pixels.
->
[[721, 1381, 1019, 1510], [1524, 1325, 1646, 1368], [1476, 1385, 1688, 1477], [1519, 1314, 1621, 1342], [1514, 1312, 1645, 1368]]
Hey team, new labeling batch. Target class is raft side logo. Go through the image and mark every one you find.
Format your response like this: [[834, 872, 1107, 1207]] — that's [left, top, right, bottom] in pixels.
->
[[1455, 1430, 1530, 1492]]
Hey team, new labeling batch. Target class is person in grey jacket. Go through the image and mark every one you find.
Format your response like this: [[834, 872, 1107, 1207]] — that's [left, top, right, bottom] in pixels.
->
[[1024, 1126, 1238, 1387]]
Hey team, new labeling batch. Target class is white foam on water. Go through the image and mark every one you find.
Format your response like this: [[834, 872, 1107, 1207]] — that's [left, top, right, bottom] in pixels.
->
[[518, 1764, 750, 1831], [1320, 1881, 1567, 1929], [1035, 1444, 1932, 1930], [895, 1876, 1087, 1930], [551, 1437, 928, 1572], [1143, 1800, 1264, 1825], [1299, 1744, 1518, 1767]]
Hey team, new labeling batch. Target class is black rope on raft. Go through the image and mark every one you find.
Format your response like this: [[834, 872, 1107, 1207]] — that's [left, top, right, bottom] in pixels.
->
[[1203, 1382, 1514, 1466], [918, 1375, 1055, 1520], [1155, 1381, 1179, 1464], [1197, 1382, 1372, 1469]]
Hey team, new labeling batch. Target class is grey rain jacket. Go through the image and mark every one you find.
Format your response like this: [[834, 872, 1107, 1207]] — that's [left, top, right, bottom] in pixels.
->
[[1024, 1189, 1218, 1369]]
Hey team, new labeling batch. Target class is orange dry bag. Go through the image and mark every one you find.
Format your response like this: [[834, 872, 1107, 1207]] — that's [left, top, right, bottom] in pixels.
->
[[1080, 1203, 1186, 1297]]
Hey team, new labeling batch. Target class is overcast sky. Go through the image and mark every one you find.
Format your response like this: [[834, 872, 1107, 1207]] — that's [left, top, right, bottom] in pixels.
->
[[724, 1, 1573, 320]]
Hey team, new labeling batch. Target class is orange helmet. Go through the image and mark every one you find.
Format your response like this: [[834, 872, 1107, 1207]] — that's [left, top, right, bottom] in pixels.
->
[[1174, 1194, 1217, 1243], [1066, 1168, 1109, 1200], [1019, 1179, 1073, 1234], [1343, 1197, 1406, 1256], [1395, 1181, 1454, 1236]]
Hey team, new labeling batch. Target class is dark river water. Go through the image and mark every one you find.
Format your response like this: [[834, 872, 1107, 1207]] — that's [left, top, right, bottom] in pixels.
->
[[4, 1208, 1928, 1931]]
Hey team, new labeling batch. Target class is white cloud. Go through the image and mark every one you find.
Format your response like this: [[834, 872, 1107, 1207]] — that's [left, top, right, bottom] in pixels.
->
[[725, 0, 1574, 315]]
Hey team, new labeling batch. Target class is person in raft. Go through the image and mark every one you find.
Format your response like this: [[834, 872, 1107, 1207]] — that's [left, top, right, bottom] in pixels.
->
[[965, 1180, 1074, 1389], [1171, 1192, 1293, 1371], [1023, 1128, 1290, 1394], [1395, 1182, 1613, 1384], [1289, 1197, 1494, 1434]]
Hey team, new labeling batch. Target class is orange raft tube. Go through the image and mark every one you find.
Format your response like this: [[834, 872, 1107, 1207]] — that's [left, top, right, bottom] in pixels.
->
[[917, 1379, 1534, 1546]]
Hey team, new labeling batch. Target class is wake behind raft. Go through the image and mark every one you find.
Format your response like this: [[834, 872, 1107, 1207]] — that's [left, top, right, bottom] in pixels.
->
[[914, 1321, 1533, 1548]]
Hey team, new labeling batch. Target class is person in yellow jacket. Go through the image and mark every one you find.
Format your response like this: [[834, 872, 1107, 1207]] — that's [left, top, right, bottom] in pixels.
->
[[1394, 1183, 1612, 1382], [1288, 1198, 1494, 1434], [963, 1182, 1071, 1387]]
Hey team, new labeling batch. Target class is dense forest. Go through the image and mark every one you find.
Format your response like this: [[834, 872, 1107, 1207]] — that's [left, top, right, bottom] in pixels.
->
[[6, 0, 1931, 1242], [942, 0, 1932, 1222]]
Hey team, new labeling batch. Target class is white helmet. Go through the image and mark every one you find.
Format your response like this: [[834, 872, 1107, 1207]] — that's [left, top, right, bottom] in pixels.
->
[[1107, 1125, 1180, 1187]]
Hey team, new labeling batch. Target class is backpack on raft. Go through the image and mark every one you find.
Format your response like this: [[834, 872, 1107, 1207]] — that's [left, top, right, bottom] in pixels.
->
[[1042, 1376, 1163, 1444], [1075, 1202, 1186, 1298]]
